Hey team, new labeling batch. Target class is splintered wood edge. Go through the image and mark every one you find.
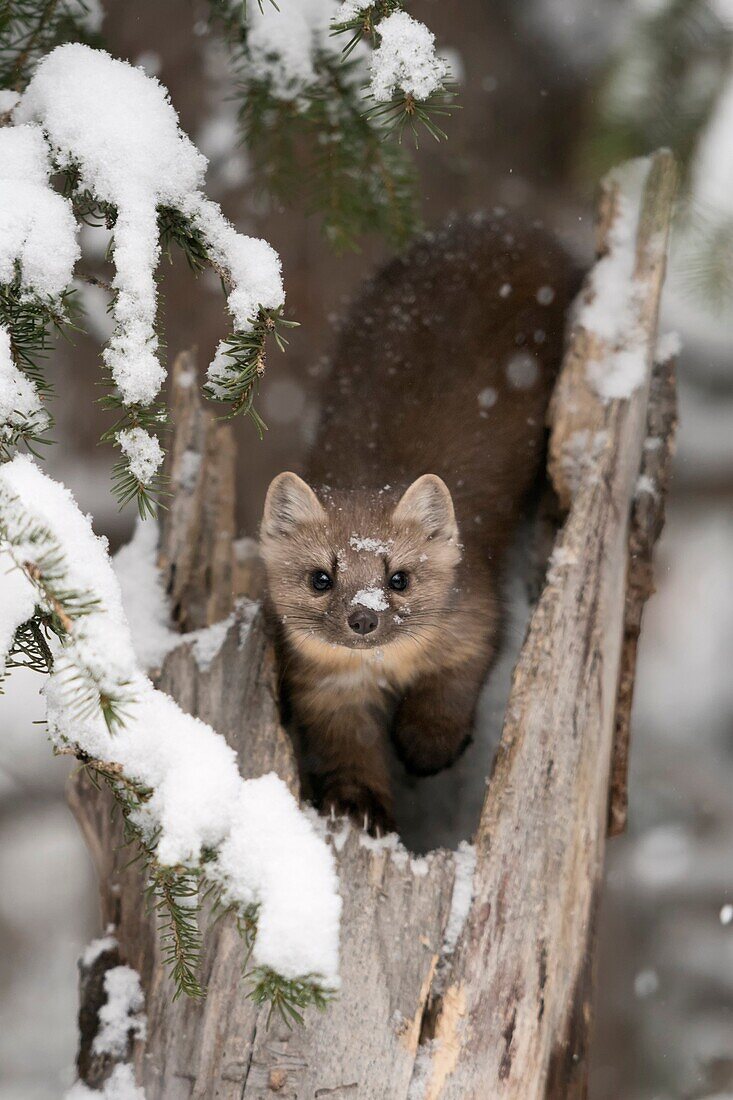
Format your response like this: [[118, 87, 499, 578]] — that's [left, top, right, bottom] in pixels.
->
[[412, 151, 676, 1099], [158, 349, 236, 631], [608, 354, 677, 836], [548, 150, 677, 510]]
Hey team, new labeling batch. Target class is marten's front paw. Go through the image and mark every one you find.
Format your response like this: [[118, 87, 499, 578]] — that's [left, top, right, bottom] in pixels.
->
[[392, 725, 473, 777], [321, 785, 396, 838]]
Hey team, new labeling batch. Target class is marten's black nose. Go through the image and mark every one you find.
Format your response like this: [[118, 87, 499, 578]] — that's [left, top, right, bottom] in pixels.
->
[[348, 610, 378, 636]]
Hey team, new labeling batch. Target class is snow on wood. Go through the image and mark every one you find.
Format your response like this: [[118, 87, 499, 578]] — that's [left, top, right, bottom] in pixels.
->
[[65, 1063, 145, 1099], [92, 965, 147, 1057], [82, 933, 119, 969], [577, 158, 661, 402], [442, 841, 476, 955]]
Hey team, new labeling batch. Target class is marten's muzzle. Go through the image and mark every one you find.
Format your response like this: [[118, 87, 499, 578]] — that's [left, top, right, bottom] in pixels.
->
[[347, 609, 378, 636]]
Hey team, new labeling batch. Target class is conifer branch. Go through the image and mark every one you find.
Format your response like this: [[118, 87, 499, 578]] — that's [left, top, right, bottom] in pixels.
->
[[208, 0, 456, 249], [0, 0, 101, 92], [0, 481, 133, 731]]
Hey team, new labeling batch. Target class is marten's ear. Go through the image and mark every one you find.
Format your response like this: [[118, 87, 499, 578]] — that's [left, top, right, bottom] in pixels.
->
[[262, 472, 326, 539], [393, 475, 458, 542]]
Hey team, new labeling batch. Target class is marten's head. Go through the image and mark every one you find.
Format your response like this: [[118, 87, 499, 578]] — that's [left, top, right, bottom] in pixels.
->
[[260, 472, 462, 666]]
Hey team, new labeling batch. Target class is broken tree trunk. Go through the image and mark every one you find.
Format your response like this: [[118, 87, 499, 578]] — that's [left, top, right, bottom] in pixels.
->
[[69, 150, 676, 1099]]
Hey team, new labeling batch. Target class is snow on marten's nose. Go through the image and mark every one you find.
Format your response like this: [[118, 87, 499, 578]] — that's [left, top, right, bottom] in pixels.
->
[[348, 609, 378, 636]]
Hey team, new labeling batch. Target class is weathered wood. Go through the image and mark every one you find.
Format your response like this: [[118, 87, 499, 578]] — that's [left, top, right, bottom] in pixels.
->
[[411, 150, 676, 1099], [158, 349, 236, 632], [70, 152, 676, 1099], [608, 353, 677, 836]]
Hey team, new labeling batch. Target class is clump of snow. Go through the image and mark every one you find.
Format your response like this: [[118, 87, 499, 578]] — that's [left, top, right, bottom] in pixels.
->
[[1, 455, 341, 988], [655, 329, 681, 363], [334, 0, 371, 19], [117, 428, 163, 487], [213, 773, 342, 983], [190, 198, 284, 332], [536, 284, 555, 305], [112, 518, 177, 670], [720, 903, 733, 926], [113, 519, 252, 675], [0, 124, 80, 298], [635, 473, 657, 499], [546, 543, 577, 585], [0, 324, 50, 446], [93, 965, 146, 1056], [351, 586, 389, 611], [370, 12, 448, 103], [0, 455, 139, 707], [65, 1064, 145, 1100], [81, 933, 118, 968], [349, 533, 392, 554], [244, 0, 343, 102], [192, 616, 232, 671], [443, 841, 476, 954], [16, 44, 204, 406], [14, 44, 284, 417], [580, 158, 651, 401]]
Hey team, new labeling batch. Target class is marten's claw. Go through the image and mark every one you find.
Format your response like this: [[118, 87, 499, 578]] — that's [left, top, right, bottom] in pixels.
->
[[320, 786, 396, 838]]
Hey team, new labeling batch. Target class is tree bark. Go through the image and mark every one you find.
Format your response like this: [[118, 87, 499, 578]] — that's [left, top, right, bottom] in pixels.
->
[[69, 150, 676, 1099]]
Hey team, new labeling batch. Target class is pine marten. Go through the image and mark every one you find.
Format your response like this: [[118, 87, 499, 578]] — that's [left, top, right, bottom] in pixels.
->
[[260, 213, 581, 835]]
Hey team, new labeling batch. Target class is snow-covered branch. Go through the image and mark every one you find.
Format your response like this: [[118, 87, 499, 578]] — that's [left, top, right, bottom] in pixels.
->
[[0, 454, 341, 1007], [1, 44, 287, 514], [211, 0, 457, 247]]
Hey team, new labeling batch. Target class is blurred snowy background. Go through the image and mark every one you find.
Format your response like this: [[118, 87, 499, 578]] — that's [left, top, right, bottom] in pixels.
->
[[1, 0, 732, 1096]]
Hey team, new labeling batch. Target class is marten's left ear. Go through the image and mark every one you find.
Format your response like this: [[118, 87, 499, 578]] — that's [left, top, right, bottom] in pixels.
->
[[262, 472, 326, 539], [393, 475, 458, 542]]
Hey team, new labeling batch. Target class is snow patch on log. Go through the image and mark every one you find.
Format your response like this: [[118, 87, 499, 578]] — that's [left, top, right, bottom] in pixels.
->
[[580, 158, 653, 401], [65, 1063, 145, 1099], [93, 965, 147, 1057], [443, 841, 476, 954]]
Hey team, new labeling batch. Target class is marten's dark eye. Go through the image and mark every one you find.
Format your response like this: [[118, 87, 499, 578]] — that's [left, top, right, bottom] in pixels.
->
[[389, 571, 409, 592], [311, 570, 333, 592]]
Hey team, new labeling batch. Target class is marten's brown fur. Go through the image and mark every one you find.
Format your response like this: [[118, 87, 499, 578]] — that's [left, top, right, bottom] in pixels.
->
[[261, 213, 581, 834]]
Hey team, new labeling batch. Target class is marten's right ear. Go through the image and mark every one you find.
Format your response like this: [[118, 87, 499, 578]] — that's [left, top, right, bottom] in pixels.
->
[[393, 474, 458, 542], [262, 472, 326, 539]]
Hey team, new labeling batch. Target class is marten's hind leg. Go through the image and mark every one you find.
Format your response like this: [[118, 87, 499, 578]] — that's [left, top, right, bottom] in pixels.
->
[[391, 653, 490, 777]]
